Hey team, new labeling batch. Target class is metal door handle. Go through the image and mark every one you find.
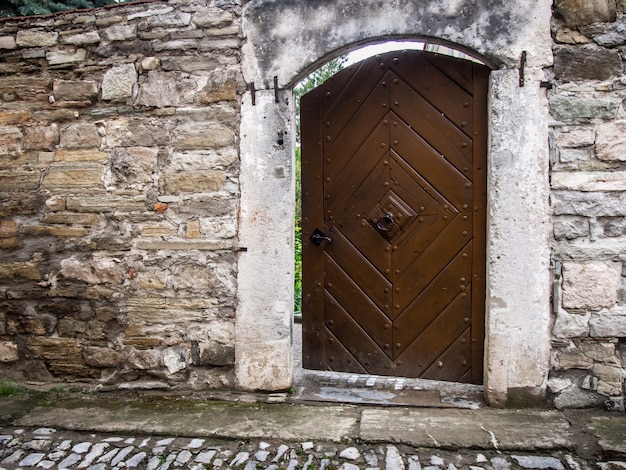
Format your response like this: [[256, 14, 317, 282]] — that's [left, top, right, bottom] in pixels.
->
[[311, 228, 332, 246], [376, 212, 395, 232]]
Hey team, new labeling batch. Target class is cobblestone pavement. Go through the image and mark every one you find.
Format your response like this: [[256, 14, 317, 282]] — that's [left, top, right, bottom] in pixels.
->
[[1, 426, 625, 470]]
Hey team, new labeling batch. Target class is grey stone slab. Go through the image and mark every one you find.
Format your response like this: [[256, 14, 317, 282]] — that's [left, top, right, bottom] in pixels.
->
[[15, 400, 359, 443], [358, 409, 573, 451], [587, 417, 626, 457]]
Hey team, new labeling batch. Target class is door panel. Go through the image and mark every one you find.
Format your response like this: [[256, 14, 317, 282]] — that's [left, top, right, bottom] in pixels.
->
[[302, 50, 488, 384]]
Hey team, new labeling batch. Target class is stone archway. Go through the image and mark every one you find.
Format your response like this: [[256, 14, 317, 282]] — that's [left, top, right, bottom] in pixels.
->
[[236, 0, 554, 406]]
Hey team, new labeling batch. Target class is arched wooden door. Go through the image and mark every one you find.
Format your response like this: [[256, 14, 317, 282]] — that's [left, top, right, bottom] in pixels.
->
[[301, 50, 488, 384]]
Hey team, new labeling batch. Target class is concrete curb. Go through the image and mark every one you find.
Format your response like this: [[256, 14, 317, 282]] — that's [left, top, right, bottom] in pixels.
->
[[8, 397, 626, 459]]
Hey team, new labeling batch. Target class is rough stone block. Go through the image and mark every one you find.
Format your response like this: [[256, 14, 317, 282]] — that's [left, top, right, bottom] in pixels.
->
[[60, 257, 125, 285], [592, 363, 624, 384], [555, 28, 591, 44], [200, 216, 236, 239], [58, 318, 105, 340], [0, 36, 16, 49], [601, 217, 626, 237], [137, 240, 233, 250], [0, 126, 23, 157], [141, 56, 160, 70], [596, 121, 626, 162], [0, 220, 18, 238], [163, 345, 190, 374], [203, 26, 240, 37], [554, 217, 589, 241], [555, 0, 616, 28], [0, 237, 18, 249], [46, 49, 87, 65], [125, 348, 161, 369], [160, 56, 237, 73], [559, 148, 592, 163], [153, 39, 200, 52], [169, 148, 238, 172], [139, 270, 168, 289], [199, 38, 239, 51], [101, 63, 137, 101], [60, 122, 100, 149], [56, 149, 107, 162], [60, 31, 100, 45], [0, 110, 31, 125], [66, 194, 146, 213], [555, 343, 594, 370], [0, 194, 45, 217], [550, 95, 619, 121], [23, 225, 89, 237], [186, 219, 201, 238], [42, 165, 103, 189], [23, 125, 59, 151], [173, 122, 235, 150], [0, 262, 41, 280], [551, 171, 626, 191], [105, 117, 170, 147], [579, 341, 619, 363], [200, 69, 240, 104], [590, 307, 626, 336], [554, 46, 622, 82], [28, 336, 90, 376], [16, 30, 58, 47], [110, 147, 158, 189], [162, 171, 226, 194], [170, 263, 218, 292], [42, 212, 100, 225], [83, 346, 121, 367], [563, 261, 621, 309], [135, 71, 197, 107], [0, 341, 19, 362], [192, 8, 234, 28], [0, 171, 40, 191], [552, 191, 626, 217], [102, 24, 137, 41], [556, 127, 595, 148], [553, 310, 591, 338], [53, 80, 99, 101], [145, 11, 191, 27], [192, 340, 234, 366]]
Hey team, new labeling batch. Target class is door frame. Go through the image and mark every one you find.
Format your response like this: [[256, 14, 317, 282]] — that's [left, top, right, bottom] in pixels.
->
[[237, 0, 553, 407]]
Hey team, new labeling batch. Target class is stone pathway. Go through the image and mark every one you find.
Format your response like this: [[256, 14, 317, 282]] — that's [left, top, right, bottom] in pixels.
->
[[1, 426, 625, 470]]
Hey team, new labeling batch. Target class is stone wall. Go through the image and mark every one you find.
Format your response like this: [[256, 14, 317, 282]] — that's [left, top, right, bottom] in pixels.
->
[[0, 0, 625, 408], [549, 0, 626, 408], [0, 0, 244, 390]]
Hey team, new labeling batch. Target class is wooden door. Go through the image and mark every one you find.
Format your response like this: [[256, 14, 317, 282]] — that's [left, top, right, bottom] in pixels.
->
[[301, 50, 488, 384]]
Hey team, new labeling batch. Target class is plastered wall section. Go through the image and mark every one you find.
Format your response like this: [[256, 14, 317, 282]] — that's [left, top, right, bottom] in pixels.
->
[[238, 0, 554, 404]]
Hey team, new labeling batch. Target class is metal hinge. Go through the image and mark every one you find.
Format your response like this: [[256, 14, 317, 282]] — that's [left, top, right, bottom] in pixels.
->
[[248, 76, 281, 106]]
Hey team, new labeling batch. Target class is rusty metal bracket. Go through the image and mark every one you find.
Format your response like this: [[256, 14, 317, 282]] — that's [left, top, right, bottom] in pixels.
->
[[247, 78, 282, 106], [519, 51, 526, 87]]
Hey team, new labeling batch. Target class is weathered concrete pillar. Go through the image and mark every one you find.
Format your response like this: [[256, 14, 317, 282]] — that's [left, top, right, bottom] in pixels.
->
[[235, 89, 295, 391], [484, 68, 552, 407]]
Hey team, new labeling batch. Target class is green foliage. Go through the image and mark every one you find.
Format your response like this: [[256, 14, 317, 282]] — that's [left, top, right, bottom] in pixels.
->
[[293, 56, 347, 144], [293, 57, 346, 312], [0, 379, 21, 397], [1, 0, 127, 17]]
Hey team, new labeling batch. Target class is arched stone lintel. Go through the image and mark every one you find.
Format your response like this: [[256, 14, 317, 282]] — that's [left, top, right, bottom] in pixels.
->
[[241, 0, 553, 88]]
